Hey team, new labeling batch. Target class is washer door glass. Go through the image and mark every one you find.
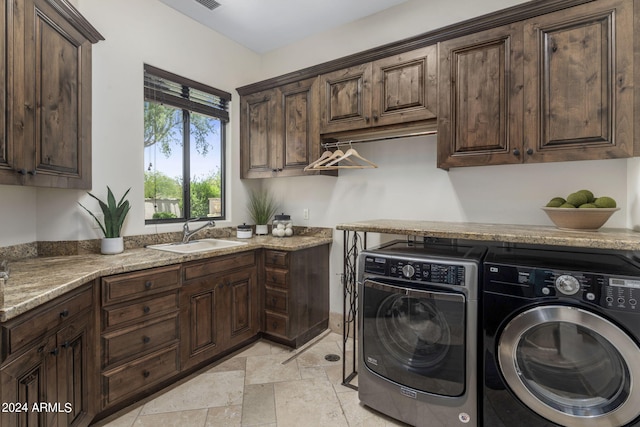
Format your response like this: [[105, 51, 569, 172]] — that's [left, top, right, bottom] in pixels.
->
[[362, 279, 466, 396], [498, 306, 640, 427]]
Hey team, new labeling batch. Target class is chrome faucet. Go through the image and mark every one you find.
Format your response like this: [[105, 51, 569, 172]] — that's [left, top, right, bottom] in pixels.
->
[[182, 218, 215, 244]]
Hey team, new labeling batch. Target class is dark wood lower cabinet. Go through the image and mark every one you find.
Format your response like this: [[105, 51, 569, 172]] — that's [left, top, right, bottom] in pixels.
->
[[263, 244, 330, 348], [0, 283, 96, 427], [0, 246, 329, 425], [181, 256, 259, 371]]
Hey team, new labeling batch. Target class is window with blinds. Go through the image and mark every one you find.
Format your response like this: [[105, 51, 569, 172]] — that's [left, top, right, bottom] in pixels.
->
[[143, 65, 229, 223]]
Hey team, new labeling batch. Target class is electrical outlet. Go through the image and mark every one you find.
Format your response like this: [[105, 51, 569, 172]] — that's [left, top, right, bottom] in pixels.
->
[[303, 208, 309, 220]]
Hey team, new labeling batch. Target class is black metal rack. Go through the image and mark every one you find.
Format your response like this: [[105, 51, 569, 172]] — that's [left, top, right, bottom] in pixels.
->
[[341, 229, 366, 390]]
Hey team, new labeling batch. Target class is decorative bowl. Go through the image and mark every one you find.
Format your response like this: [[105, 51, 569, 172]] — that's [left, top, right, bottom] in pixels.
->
[[541, 207, 620, 231]]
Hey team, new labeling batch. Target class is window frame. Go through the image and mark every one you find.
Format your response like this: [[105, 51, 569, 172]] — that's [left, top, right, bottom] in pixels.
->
[[143, 64, 231, 224]]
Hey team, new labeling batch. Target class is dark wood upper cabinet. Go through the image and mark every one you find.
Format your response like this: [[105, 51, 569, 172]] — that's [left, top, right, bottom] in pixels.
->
[[522, 0, 635, 162], [0, 0, 103, 188], [319, 46, 437, 135], [438, 0, 636, 169], [437, 23, 525, 169], [241, 77, 327, 178]]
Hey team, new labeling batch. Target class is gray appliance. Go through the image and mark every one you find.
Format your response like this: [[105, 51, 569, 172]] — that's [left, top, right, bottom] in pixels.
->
[[483, 246, 640, 427], [358, 239, 485, 427]]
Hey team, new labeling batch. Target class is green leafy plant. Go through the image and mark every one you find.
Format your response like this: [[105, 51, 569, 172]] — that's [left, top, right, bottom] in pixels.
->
[[79, 186, 131, 238], [247, 189, 278, 225]]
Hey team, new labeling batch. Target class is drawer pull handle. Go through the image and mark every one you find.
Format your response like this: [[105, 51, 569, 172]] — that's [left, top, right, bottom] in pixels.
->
[[271, 297, 278, 305], [145, 281, 153, 289], [142, 370, 150, 378], [143, 306, 151, 314], [59, 309, 69, 318], [142, 336, 151, 344], [272, 321, 278, 328]]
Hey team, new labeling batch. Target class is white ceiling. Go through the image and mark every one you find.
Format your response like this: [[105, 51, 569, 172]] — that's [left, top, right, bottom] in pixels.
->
[[157, 0, 411, 54]]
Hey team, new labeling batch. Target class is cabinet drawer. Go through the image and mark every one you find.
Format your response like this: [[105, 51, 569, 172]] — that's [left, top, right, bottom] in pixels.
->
[[265, 267, 288, 289], [265, 250, 288, 267], [102, 265, 180, 305], [102, 313, 179, 367], [6, 285, 93, 356], [265, 288, 288, 314], [264, 312, 288, 337], [102, 291, 179, 330], [184, 251, 255, 281], [102, 344, 180, 408]]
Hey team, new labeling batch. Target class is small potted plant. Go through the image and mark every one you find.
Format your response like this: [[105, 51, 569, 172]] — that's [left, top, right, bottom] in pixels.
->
[[79, 186, 131, 254], [247, 189, 278, 235]]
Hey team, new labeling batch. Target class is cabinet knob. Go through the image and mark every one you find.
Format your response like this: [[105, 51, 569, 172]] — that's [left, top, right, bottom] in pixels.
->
[[143, 306, 151, 314], [364, 116, 370, 123], [50, 348, 59, 356], [145, 281, 153, 289], [526, 148, 533, 155], [373, 115, 378, 122], [142, 370, 150, 378], [28, 170, 37, 176], [272, 297, 278, 305], [61, 341, 71, 349], [16, 168, 27, 175], [513, 148, 521, 156], [142, 336, 151, 344], [272, 321, 278, 329], [60, 309, 69, 318]]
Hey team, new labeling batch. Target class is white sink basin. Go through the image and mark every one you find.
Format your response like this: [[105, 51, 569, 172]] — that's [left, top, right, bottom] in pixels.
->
[[147, 238, 247, 254]]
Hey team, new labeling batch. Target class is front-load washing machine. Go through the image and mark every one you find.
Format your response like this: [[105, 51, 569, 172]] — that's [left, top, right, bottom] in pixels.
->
[[483, 246, 640, 427], [358, 239, 486, 426]]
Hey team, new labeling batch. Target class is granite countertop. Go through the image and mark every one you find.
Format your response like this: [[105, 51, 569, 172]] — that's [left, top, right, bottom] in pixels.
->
[[0, 233, 333, 322], [336, 219, 640, 251]]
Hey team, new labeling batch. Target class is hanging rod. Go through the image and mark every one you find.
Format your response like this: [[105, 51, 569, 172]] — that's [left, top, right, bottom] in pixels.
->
[[321, 130, 437, 149]]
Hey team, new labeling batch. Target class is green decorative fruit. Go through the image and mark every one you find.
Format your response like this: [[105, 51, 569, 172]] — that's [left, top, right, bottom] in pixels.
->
[[546, 197, 566, 207], [594, 196, 617, 208], [566, 192, 588, 207], [576, 189, 595, 203], [559, 203, 576, 208], [578, 203, 597, 208]]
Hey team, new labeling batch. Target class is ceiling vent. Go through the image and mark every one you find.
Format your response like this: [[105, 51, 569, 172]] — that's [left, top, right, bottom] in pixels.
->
[[194, 0, 221, 11]]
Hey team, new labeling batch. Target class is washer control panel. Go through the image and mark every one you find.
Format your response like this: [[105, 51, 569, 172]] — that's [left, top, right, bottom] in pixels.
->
[[364, 256, 466, 286], [485, 264, 640, 313]]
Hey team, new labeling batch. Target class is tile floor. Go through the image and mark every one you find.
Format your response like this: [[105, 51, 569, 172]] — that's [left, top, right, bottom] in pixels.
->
[[95, 332, 406, 427]]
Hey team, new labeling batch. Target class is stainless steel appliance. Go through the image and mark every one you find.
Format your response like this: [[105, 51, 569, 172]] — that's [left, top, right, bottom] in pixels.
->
[[358, 240, 485, 426], [483, 246, 640, 427]]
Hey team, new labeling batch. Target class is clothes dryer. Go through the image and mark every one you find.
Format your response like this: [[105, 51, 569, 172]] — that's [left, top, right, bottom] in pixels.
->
[[483, 246, 640, 427], [358, 240, 485, 426]]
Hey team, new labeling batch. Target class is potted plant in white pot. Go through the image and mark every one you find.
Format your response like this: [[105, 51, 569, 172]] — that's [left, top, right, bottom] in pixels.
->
[[79, 186, 131, 254], [247, 189, 278, 235]]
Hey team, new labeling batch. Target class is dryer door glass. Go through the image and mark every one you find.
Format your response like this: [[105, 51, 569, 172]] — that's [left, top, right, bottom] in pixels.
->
[[362, 279, 466, 396], [498, 306, 640, 427]]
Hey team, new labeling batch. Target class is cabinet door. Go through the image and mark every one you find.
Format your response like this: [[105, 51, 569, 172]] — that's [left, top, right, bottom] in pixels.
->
[[56, 313, 95, 427], [224, 269, 258, 348], [278, 77, 321, 177], [437, 23, 524, 169], [17, 0, 92, 188], [0, 335, 57, 427], [319, 63, 372, 133], [523, 0, 634, 162], [240, 88, 281, 178], [372, 46, 438, 126], [0, 0, 15, 183], [180, 279, 221, 370]]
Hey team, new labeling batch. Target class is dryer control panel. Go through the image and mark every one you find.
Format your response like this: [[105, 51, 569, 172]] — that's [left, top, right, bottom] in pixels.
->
[[364, 256, 466, 286], [485, 263, 640, 313]]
